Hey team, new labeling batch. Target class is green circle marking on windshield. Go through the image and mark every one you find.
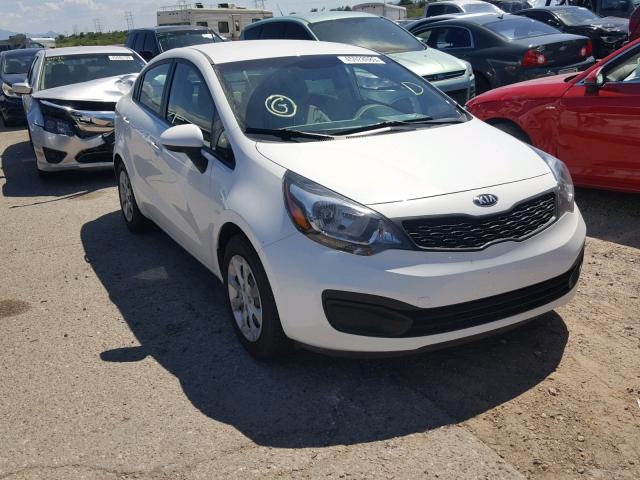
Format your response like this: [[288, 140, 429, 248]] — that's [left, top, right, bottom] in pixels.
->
[[265, 94, 297, 118]]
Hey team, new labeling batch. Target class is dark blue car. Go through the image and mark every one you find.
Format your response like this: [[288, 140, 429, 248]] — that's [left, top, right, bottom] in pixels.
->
[[0, 48, 40, 125]]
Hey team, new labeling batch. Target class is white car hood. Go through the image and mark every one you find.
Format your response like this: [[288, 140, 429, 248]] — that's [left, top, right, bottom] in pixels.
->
[[33, 74, 138, 102], [255, 119, 551, 206]]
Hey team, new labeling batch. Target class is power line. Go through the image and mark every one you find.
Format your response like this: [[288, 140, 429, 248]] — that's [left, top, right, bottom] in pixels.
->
[[125, 11, 134, 30]]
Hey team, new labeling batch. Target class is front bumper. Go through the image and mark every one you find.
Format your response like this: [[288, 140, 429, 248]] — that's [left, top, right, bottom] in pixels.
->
[[260, 192, 586, 353], [30, 123, 114, 171], [430, 72, 476, 105]]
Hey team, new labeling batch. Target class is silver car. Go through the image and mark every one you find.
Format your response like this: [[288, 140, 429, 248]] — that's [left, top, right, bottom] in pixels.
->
[[241, 12, 476, 105], [13, 46, 145, 175]]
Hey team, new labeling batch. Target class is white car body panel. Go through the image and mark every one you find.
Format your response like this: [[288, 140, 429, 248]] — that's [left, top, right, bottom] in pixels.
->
[[114, 40, 586, 354]]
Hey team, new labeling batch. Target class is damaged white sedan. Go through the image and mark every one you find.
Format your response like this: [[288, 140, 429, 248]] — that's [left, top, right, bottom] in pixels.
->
[[13, 46, 145, 175]]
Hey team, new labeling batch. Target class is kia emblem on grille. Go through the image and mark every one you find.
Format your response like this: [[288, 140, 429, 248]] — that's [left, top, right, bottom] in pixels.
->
[[473, 194, 498, 207]]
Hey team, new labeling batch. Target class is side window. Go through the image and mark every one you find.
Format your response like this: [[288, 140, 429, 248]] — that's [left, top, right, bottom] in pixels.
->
[[138, 63, 171, 116], [28, 55, 40, 86], [243, 25, 261, 39], [166, 62, 215, 143], [260, 22, 286, 39], [426, 4, 448, 16], [445, 5, 462, 13], [284, 23, 313, 40], [134, 32, 146, 52], [218, 21, 230, 34], [143, 32, 156, 54], [605, 48, 640, 83], [430, 27, 472, 49]]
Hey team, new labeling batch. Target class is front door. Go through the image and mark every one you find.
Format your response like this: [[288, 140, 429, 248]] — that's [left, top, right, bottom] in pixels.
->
[[558, 45, 640, 191]]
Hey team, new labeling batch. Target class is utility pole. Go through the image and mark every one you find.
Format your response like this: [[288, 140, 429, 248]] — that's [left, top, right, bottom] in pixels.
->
[[125, 11, 134, 30], [254, 0, 266, 9], [93, 18, 103, 33]]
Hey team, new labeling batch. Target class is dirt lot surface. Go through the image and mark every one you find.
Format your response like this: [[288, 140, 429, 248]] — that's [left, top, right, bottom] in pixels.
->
[[0, 122, 638, 480]]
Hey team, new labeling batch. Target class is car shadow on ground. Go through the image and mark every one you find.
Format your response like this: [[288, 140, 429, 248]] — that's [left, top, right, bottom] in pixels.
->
[[83, 211, 568, 448], [0, 139, 114, 200], [575, 187, 640, 249]]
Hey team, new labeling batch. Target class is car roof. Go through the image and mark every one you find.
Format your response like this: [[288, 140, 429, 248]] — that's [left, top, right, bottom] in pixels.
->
[[131, 25, 210, 33], [1, 48, 41, 57], [432, 12, 512, 25], [251, 11, 376, 26], [187, 40, 377, 64], [42, 46, 135, 57], [525, 5, 588, 11]]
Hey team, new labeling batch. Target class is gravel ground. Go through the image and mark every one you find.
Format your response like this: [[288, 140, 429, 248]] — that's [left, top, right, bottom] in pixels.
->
[[0, 122, 638, 479]]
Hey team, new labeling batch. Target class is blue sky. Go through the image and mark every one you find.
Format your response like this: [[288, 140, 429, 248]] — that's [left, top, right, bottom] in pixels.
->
[[0, 0, 359, 35]]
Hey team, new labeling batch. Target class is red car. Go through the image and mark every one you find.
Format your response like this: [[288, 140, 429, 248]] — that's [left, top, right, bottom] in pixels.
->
[[631, 5, 640, 42], [467, 39, 640, 193]]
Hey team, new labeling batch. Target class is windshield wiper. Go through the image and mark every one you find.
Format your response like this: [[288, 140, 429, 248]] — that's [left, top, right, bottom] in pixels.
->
[[330, 116, 466, 136], [245, 127, 335, 141]]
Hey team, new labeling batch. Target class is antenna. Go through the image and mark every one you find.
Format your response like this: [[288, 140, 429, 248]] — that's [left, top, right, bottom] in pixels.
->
[[277, 3, 284, 15], [125, 11, 135, 30]]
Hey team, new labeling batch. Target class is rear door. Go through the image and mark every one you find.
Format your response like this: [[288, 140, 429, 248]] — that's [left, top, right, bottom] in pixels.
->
[[558, 45, 640, 190]]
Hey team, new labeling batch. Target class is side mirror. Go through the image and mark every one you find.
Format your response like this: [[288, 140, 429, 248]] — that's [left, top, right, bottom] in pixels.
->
[[584, 67, 604, 92], [139, 50, 154, 61], [12, 82, 32, 95], [160, 124, 208, 173]]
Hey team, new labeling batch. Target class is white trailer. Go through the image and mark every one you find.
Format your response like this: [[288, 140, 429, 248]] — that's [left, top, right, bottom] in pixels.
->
[[351, 3, 407, 20], [157, 3, 273, 40]]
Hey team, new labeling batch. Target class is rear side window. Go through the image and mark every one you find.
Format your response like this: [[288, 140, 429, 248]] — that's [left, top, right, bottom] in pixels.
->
[[243, 25, 261, 39], [138, 63, 171, 116], [260, 22, 286, 39], [133, 32, 145, 52], [424, 27, 472, 49], [284, 23, 312, 40], [166, 62, 215, 143], [143, 32, 156, 54]]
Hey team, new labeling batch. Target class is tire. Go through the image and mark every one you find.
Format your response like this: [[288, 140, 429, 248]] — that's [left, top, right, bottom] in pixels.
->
[[493, 121, 531, 144], [474, 73, 491, 95], [223, 234, 292, 360], [116, 162, 149, 233]]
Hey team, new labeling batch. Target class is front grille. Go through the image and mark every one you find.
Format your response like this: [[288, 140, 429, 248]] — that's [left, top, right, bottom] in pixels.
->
[[424, 70, 466, 82], [322, 250, 583, 338], [75, 142, 113, 164], [444, 88, 469, 105], [402, 192, 557, 251]]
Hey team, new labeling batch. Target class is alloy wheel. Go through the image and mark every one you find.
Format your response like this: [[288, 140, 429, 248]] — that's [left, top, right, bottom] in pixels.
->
[[227, 254, 263, 342], [119, 169, 134, 223]]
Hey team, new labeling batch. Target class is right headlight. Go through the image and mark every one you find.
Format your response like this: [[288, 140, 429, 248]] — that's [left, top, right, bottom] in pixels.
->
[[283, 170, 413, 256], [531, 146, 574, 215]]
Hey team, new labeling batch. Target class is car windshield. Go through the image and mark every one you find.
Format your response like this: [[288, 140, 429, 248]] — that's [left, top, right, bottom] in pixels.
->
[[484, 17, 559, 39], [309, 17, 424, 54], [554, 7, 600, 25], [464, 3, 504, 13], [157, 30, 221, 51], [2, 53, 36, 74], [41, 53, 145, 90], [216, 54, 467, 140]]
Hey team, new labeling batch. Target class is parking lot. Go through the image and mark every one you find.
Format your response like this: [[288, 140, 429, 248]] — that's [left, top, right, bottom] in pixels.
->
[[1, 118, 639, 480]]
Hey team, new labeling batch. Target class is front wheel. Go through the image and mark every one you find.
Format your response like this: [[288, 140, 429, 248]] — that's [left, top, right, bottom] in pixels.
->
[[117, 162, 149, 233], [223, 235, 292, 360]]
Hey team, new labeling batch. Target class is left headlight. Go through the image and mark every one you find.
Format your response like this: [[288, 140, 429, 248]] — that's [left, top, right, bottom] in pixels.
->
[[1, 82, 19, 98], [531, 146, 574, 215], [283, 170, 413, 256]]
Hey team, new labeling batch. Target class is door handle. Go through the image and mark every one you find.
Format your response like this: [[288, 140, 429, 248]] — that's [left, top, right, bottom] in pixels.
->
[[149, 136, 162, 151], [121, 115, 130, 124]]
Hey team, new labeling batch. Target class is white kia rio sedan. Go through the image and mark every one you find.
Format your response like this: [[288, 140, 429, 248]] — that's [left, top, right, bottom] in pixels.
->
[[113, 41, 586, 359]]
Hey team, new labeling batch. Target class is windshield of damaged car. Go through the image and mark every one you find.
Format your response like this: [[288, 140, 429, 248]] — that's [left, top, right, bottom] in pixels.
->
[[216, 55, 467, 139], [157, 30, 222, 51], [41, 53, 145, 90], [310, 17, 424, 54], [2, 52, 36, 75], [554, 7, 599, 26]]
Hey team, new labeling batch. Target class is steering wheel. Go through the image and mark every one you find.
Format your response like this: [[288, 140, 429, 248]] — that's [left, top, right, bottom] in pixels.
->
[[354, 103, 403, 119]]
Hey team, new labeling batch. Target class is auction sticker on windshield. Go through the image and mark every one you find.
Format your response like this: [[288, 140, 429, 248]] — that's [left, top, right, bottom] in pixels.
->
[[338, 56, 385, 64], [109, 56, 134, 61]]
